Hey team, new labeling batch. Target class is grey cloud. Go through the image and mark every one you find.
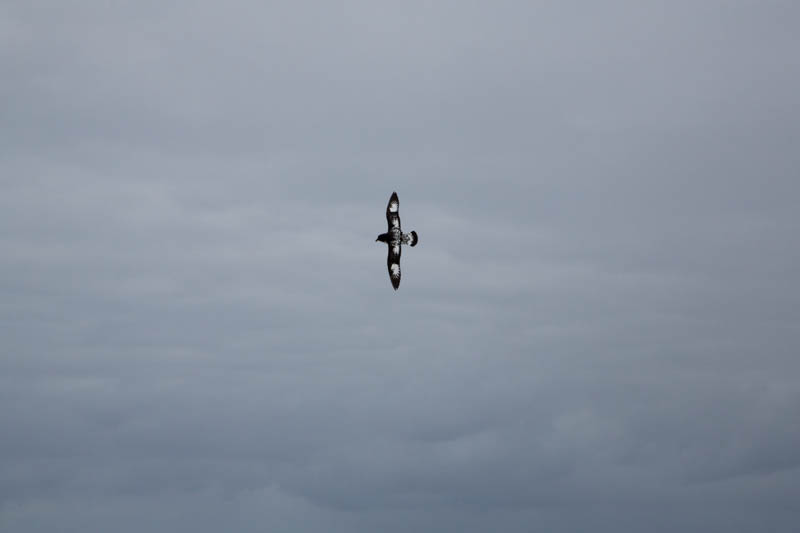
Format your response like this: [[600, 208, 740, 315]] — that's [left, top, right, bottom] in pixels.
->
[[2, 1, 800, 532]]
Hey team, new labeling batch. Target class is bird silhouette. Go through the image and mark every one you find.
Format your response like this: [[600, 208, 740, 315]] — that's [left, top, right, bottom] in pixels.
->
[[375, 192, 418, 290]]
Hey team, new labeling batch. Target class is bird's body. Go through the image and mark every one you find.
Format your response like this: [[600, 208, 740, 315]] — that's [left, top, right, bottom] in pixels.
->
[[376, 192, 418, 290]]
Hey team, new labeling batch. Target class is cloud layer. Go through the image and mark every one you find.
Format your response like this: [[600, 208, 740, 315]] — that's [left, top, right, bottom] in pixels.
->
[[2, 1, 799, 531]]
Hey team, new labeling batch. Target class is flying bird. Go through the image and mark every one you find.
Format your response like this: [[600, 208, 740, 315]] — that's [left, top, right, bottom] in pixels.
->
[[376, 192, 418, 290]]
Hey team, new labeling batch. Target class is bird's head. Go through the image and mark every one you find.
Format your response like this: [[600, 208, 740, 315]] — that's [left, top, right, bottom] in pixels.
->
[[376, 233, 389, 243]]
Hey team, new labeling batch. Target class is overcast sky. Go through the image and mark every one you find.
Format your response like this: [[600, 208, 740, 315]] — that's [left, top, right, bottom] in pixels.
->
[[2, 1, 799, 531]]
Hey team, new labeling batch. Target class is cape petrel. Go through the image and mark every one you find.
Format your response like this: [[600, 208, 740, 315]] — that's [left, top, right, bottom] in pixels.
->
[[375, 191, 418, 290]]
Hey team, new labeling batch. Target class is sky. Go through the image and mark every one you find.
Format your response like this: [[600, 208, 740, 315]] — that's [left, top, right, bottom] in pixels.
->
[[1, 1, 799, 531]]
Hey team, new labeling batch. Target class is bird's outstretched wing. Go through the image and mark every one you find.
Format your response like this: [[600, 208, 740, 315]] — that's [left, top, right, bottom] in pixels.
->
[[387, 243, 401, 290], [386, 192, 401, 231]]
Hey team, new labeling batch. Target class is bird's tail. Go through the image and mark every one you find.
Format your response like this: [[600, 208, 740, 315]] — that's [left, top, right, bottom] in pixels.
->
[[408, 231, 418, 247]]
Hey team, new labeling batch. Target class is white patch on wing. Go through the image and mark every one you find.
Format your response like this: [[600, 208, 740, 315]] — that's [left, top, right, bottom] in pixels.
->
[[392, 245, 400, 255], [389, 201, 398, 213], [392, 218, 400, 228], [390, 264, 400, 277]]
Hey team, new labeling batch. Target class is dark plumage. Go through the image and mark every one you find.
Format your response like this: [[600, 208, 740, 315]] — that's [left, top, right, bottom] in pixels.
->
[[375, 192, 418, 290]]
